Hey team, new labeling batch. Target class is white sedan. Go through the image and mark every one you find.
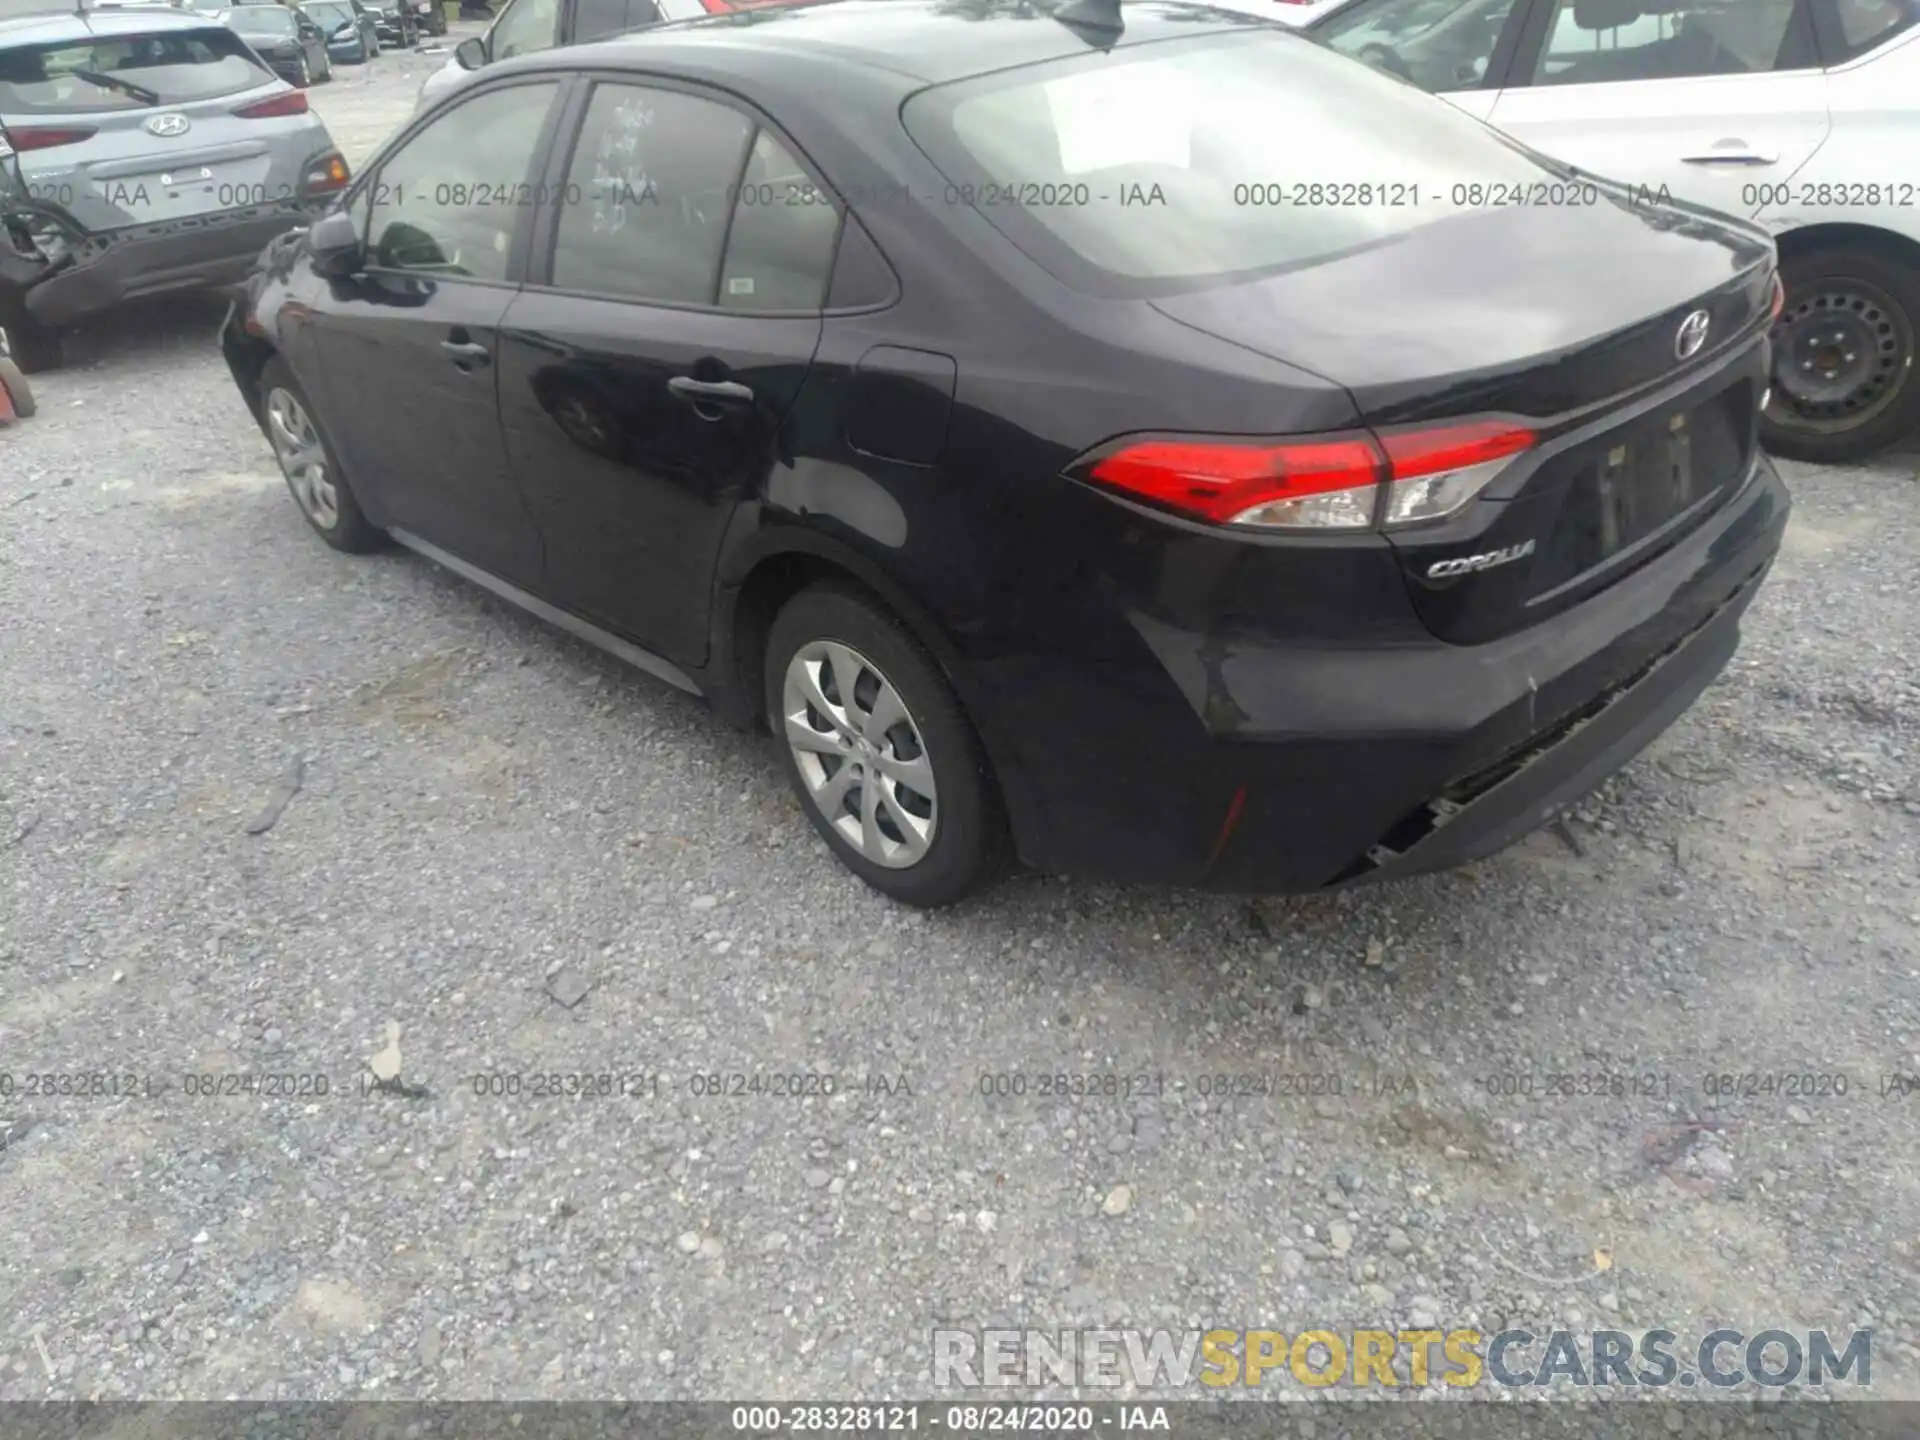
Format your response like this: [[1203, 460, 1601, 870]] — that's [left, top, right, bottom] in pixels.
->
[[1298, 0, 1920, 463]]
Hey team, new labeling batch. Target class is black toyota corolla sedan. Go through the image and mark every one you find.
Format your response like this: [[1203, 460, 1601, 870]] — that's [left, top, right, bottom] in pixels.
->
[[221, 0, 1790, 907]]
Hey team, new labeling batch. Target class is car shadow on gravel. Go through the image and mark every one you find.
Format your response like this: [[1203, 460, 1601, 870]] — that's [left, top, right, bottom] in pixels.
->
[[53, 294, 234, 374]]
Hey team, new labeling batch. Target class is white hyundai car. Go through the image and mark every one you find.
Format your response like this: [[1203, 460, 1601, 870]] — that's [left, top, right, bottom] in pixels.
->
[[1297, 0, 1920, 463]]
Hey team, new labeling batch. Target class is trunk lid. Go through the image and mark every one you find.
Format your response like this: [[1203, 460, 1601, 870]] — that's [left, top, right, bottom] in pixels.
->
[[1150, 194, 1776, 644]]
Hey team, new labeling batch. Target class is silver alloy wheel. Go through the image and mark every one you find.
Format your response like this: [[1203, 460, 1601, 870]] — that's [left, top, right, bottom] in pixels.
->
[[264, 387, 339, 530], [782, 640, 937, 869]]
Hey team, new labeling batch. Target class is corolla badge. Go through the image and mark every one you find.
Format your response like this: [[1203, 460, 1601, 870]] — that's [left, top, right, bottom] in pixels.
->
[[145, 113, 192, 137], [1675, 308, 1711, 360], [1426, 538, 1536, 580]]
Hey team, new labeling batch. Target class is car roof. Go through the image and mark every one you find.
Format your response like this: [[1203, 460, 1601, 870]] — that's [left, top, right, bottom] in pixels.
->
[[0, 5, 224, 42], [500, 0, 1268, 90]]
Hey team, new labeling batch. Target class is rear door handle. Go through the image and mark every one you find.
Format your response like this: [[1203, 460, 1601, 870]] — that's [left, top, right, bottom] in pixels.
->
[[667, 375, 754, 409], [441, 339, 491, 366], [1680, 146, 1779, 166]]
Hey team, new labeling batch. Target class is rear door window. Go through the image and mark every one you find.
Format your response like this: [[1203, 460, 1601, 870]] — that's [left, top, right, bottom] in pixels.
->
[[0, 27, 272, 113], [1314, 0, 1525, 89], [718, 126, 839, 311], [545, 83, 752, 303], [1530, 0, 1809, 84], [570, 0, 664, 42], [902, 29, 1557, 296], [540, 83, 841, 310]]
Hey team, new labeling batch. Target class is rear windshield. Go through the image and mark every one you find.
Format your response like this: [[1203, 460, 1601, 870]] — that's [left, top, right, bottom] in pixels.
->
[[0, 26, 271, 112], [304, 2, 356, 23], [229, 7, 298, 31], [901, 27, 1556, 297]]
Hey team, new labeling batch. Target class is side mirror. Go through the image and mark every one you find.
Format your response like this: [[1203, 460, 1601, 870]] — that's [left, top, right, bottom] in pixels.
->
[[454, 34, 487, 67], [306, 207, 363, 276]]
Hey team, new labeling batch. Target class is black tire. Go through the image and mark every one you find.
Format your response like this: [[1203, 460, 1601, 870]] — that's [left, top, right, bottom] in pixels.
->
[[1763, 244, 1920, 464], [0, 357, 35, 418], [294, 53, 311, 86], [257, 356, 383, 553], [0, 299, 63, 374], [765, 584, 1007, 907]]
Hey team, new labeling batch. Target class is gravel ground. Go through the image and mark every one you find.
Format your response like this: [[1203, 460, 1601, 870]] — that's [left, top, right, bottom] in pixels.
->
[[2, 53, 1919, 1406]]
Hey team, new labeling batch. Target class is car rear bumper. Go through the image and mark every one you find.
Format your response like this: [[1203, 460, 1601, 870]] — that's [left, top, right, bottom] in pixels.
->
[[973, 452, 1789, 892], [24, 201, 324, 326]]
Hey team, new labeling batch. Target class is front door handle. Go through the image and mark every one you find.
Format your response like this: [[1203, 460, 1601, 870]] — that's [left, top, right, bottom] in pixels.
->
[[441, 338, 491, 368], [667, 375, 754, 411], [1681, 145, 1779, 166]]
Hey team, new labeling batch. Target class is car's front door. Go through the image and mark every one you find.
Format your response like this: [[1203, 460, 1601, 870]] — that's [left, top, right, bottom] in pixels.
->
[[494, 80, 834, 668], [1484, 0, 1832, 220], [1309, 0, 1533, 119], [306, 78, 564, 587]]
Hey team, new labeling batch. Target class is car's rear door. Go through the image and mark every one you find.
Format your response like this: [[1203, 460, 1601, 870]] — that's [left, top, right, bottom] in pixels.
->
[[1483, 0, 1832, 220], [494, 77, 831, 669], [1307, 0, 1534, 119], [303, 76, 565, 588]]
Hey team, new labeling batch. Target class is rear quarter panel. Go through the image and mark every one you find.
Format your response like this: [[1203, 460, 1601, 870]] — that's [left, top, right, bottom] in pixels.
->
[[1753, 26, 1920, 250]]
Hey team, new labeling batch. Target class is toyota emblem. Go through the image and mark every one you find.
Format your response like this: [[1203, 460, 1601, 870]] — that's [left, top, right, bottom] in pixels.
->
[[145, 113, 191, 137], [1675, 309, 1711, 360]]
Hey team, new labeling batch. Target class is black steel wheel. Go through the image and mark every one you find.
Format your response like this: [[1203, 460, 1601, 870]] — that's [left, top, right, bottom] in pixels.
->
[[1763, 245, 1920, 464]]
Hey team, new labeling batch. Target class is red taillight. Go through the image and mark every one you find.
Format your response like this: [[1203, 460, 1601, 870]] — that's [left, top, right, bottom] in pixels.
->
[[234, 90, 309, 118], [1769, 271, 1786, 321], [7, 126, 97, 151], [1084, 434, 1384, 528], [1379, 418, 1536, 479], [1074, 418, 1537, 532]]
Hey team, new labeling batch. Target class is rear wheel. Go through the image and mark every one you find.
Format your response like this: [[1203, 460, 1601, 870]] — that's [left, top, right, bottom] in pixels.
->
[[294, 52, 311, 86], [259, 357, 382, 553], [765, 585, 1006, 907], [1763, 244, 1920, 464]]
